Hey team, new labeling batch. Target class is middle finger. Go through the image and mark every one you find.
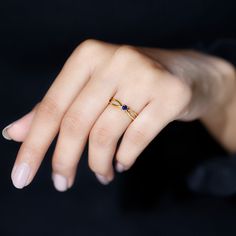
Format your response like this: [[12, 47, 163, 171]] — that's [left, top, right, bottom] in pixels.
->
[[51, 69, 117, 191]]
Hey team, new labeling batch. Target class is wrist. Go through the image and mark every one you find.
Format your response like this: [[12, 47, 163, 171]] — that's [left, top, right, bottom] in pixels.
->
[[140, 46, 236, 152], [141, 47, 236, 120], [198, 54, 236, 119]]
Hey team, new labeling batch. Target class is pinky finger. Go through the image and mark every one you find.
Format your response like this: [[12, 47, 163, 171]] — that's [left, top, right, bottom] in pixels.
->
[[115, 101, 171, 172]]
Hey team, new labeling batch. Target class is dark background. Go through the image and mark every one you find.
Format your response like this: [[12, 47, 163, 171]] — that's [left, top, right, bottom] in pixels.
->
[[0, 0, 236, 235]]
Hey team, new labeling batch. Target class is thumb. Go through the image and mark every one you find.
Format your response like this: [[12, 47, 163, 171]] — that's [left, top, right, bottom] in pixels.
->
[[2, 104, 38, 142]]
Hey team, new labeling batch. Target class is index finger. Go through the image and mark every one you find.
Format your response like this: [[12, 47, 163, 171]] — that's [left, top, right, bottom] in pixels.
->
[[11, 42, 94, 189]]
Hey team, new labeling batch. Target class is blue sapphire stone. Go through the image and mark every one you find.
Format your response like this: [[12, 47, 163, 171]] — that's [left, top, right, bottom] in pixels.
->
[[122, 105, 128, 110]]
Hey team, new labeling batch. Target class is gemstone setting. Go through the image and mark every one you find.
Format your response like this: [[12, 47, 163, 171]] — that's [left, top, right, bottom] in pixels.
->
[[121, 105, 128, 110]]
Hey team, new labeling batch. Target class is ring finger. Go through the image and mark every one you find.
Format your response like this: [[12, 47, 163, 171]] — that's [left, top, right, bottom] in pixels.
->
[[88, 88, 150, 184]]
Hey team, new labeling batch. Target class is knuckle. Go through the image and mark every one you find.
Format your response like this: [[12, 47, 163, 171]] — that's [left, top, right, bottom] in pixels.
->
[[88, 158, 108, 175], [112, 45, 152, 72], [116, 158, 132, 170], [75, 39, 103, 57], [20, 144, 41, 163], [80, 39, 101, 48], [90, 126, 113, 147], [52, 158, 75, 173], [116, 150, 135, 169], [71, 39, 108, 69], [88, 160, 100, 174], [169, 76, 192, 104], [112, 45, 140, 62], [37, 96, 61, 120], [126, 127, 148, 146], [158, 75, 192, 119], [61, 111, 88, 135]]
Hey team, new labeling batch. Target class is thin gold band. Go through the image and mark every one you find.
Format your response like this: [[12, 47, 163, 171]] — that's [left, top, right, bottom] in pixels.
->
[[108, 97, 138, 121]]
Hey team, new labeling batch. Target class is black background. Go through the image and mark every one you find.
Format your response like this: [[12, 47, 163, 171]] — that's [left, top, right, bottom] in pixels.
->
[[0, 0, 236, 235]]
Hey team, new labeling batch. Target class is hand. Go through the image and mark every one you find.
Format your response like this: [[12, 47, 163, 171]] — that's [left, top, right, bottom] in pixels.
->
[[2, 39, 234, 191]]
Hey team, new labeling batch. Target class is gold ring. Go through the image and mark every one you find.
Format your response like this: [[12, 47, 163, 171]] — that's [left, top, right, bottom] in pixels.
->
[[108, 97, 138, 121]]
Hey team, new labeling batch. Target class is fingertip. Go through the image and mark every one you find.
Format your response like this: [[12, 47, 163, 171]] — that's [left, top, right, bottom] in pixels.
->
[[52, 173, 69, 192], [115, 162, 127, 173], [7, 123, 29, 142], [11, 163, 31, 189], [95, 173, 112, 185], [2, 124, 13, 140], [3, 110, 35, 142]]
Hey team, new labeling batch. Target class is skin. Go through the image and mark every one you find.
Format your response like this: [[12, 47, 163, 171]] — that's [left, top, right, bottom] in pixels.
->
[[2, 39, 236, 191]]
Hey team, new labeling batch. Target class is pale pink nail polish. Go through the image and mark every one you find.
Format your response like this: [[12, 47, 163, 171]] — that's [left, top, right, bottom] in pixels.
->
[[52, 173, 68, 192], [115, 162, 126, 173], [95, 173, 110, 185], [2, 124, 14, 140], [11, 163, 31, 189]]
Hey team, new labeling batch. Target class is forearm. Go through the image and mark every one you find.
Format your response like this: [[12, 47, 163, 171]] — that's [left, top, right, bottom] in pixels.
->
[[141, 46, 236, 152]]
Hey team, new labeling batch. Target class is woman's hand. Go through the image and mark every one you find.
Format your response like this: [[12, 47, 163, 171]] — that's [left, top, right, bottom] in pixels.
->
[[2, 39, 235, 191]]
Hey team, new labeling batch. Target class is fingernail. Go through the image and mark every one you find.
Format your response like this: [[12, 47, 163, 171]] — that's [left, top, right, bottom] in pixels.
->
[[11, 163, 31, 189], [95, 173, 110, 185], [52, 173, 68, 192], [115, 162, 126, 173], [2, 124, 14, 140]]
